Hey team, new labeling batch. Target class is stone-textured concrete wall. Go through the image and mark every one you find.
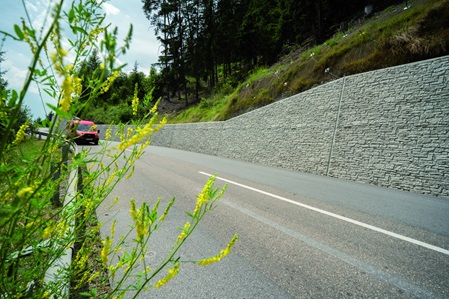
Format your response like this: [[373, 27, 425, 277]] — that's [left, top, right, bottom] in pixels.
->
[[98, 56, 449, 197], [330, 58, 449, 196]]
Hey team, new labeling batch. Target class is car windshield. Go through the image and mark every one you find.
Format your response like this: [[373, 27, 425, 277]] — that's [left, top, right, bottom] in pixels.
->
[[77, 124, 96, 132]]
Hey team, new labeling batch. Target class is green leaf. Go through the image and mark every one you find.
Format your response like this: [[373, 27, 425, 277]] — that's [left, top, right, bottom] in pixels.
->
[[14, 25, 24, 40], [71, 26, 88, 35], [0, 30, 20, 41], [29, 29, 36, 39], [43, 88, 55, 98], [46, 103, 71, 119], [34, 69, 47, 77], [68, 8, 75, 23], [8, 90, 18, 107], [78, 292, 92, 297]]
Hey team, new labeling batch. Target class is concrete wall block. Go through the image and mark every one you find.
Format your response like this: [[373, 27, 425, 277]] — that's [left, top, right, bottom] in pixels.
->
[[329, 56, 449, 197], [97, 56, 449, 198]]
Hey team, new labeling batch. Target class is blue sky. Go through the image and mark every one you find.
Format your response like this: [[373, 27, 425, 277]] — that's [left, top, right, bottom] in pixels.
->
[[0, 0, 159, 119]]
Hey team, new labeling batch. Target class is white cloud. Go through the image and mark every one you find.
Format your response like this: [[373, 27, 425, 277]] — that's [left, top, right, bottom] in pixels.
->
[[24, 1, 38, 13], [102, 3, 120, 16], [4, 64, 28, 91]]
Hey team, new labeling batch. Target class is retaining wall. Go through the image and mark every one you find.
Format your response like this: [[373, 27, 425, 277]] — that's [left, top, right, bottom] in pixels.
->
[[98, 56, 449, 197]]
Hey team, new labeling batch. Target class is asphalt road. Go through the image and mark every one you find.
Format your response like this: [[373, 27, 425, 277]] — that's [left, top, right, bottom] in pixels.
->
[[88, 142, 449, 298]]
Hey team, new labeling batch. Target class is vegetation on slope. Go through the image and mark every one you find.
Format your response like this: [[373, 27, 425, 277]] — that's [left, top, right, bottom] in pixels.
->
[[168, 0, 449, 123]]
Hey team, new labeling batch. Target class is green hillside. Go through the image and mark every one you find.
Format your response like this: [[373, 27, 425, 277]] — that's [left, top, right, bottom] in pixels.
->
[[167, 0, 449, 123]]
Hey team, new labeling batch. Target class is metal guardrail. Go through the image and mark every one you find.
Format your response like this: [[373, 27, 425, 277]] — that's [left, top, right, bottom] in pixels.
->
[[44, 140, 78, 298], [29, 129, 50, 140], [44, 159, 77, 298]]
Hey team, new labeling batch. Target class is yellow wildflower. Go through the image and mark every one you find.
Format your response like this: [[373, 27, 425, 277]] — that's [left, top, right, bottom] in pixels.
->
[[73, 75, 83, 96], [74, 252, 89, 270], [111, 220, 116, 237], [42, 223, 55, 239], [60, 74, 73, 112], [17, 186, 33, 198], [130, 199, 150, 242], [127, 127, 134, 138], [130, 199, 138, 222], [100, 71, 119, 94], [84, 198, 94, 217], [193, 176, 216, 217], [117, 116, 167, 150], [132, 83, 139, 116], [177, 222, 191, 242], [89, 28, 104, 42], [55, 220, 68, 238], [87, 271, 100, 284], [13, 121, 29, 145], [155, 263, 180, 289], [101, 236, 112, 265], [105, 126, 112, 140], [126, 166, 135, 179], [150, 98, 160, 114], [105, 171, 116, 187], [198, 234, 238, 266]]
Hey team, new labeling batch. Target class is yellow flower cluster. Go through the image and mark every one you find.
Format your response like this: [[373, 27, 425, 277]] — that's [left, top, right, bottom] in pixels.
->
[[47, 143, 59, 155], [56, 220, 69, 239], [12, 121, 29, 145], [42, 222, 55, 239], [177, 222, 191, 242], [100, 71, 120, 94], [198, 234, 239, 266], [193, 176, 216, 217], [129, 200, 151, 242], [73, 75, 83, 97], [42, 220, 69, 239], [105, 126, 112, 140], [127, 127, 134, 139], [101, 236, 112, 265], [50, 40, 80, 112], [105, 171, 117, 187], [17, 186, 33, 198], [87, 271, 100, 283], [132, 84, 139, 116], [73, 249, 89, 273], [155, 262, 180, 289], [117, 117, 166, 151], [83, 197, 95, 217], [111, 220, 116, 237], [89, 27, 104, 41]]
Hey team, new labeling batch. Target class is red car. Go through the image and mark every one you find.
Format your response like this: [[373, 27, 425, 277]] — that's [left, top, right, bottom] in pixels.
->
[[66, 120, 100, 145]]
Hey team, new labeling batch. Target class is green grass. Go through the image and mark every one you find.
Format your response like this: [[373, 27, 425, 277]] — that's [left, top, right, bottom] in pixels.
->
[[4, 138, 45, 165]]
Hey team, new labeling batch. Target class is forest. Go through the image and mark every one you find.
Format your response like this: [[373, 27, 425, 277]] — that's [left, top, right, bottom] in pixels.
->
[[59, 0, 449, 123], [77, 0, 410, 123], [141, 0, 405, 99]]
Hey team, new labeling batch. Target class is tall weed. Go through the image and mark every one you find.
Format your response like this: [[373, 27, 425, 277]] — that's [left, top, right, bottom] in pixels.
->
[[0, 1, 237, 298]]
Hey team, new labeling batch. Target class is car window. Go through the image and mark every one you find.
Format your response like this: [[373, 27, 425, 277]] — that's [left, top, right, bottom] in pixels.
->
[[77, 124, 96, 131]]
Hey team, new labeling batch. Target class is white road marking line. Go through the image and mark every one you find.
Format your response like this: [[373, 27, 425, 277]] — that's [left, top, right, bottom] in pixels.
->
[[223, 199, 436, 299], [199, 171, 449, 256]]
